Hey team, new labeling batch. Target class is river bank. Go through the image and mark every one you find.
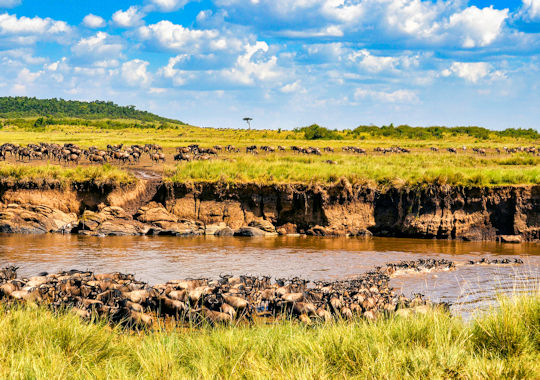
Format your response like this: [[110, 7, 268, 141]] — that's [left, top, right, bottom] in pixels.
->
[[0, 293, 537, 379], [0, 178, 537, 242]]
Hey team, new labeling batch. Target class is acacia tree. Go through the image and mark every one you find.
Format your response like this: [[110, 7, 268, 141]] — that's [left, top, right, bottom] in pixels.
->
[[243, 117, 252, 130]]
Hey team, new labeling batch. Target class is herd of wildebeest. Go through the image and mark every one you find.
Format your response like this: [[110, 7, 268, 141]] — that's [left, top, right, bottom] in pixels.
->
[[0, 257, 523, 328], [0, 142, 537, 166]]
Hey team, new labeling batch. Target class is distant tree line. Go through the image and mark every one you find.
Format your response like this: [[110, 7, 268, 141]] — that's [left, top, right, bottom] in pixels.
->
[[2, 117, 177, 131], [1, 97, 537, 140], [0, 97, 183, 124], [296, 123, 539, 140]]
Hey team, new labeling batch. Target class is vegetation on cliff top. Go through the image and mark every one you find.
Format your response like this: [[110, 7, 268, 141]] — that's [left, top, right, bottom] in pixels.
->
[[0, 294, 537, 379], [166, 153, 540, 186], [0, 163, 136, 187]]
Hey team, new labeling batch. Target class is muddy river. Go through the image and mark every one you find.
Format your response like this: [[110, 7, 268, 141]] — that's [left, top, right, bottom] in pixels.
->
[[0, 234, 538, 316]]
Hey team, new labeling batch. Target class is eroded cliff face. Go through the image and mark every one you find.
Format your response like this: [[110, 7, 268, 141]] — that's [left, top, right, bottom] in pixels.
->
[[0, 179, 537, 241], [157, 181, 539, 241]]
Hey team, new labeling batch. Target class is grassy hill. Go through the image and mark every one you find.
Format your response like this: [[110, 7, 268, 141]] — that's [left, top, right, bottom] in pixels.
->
[[0, 97, 182, 124]]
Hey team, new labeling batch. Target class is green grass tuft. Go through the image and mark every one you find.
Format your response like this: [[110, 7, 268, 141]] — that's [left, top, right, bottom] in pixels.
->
[[0, 163, 136, 187], [0, 293, 537, 379]]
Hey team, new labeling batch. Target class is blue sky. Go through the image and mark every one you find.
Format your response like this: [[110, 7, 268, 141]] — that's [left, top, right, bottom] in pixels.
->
[[0, 0, 539, 130]]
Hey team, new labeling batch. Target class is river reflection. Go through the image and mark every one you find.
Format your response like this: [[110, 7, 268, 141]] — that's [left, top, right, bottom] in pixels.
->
[[0, 234, 538, 315]]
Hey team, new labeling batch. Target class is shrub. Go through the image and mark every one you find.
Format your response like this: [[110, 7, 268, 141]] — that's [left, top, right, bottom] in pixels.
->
[[295, 124, 343, 140]]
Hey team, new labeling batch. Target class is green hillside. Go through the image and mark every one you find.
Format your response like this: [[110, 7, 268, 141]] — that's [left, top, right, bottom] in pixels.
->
[[0, 97, 182, 124]]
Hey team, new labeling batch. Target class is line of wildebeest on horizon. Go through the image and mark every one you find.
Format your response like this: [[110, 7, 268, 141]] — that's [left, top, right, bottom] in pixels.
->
[[0, 257, 523, 327], [0, 142, 538, 165]]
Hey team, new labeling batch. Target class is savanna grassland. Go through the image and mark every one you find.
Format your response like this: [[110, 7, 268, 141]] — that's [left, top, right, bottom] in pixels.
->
[[0, 118, 538, 187], [0, 97, 538, 187], [0, 293, 537, 379]]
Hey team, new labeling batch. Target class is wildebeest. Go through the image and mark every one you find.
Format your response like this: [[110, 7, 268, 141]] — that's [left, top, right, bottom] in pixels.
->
[[150, 152, 165, 164], [0, 257, 521, 327]]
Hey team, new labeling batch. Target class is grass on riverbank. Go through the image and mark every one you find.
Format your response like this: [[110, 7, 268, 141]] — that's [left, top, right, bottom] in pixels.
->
[[166, 153, 540, 186], [0, 163, 136, 187], [0, 293, 538, 379]]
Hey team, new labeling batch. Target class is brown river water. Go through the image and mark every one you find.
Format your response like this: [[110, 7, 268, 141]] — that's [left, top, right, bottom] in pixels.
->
[[0, 234, 538, 316]]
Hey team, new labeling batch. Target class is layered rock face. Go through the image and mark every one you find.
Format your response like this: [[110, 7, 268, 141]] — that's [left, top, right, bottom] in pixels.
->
[[75, 203, 205, 237], [160, 182, 539, 241], [0, 204, 77, 234], [0, 180, 537, 241]]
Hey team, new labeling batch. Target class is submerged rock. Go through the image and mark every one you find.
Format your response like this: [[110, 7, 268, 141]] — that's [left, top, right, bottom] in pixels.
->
[[234, 226, 269, 237], [205, 222, 227, 235], [497, 235, 522, 243], [276, 223, 297, 235], [248, 219, 276, 233], [306, 225, 330, 236], [215, 227, 234, 237]]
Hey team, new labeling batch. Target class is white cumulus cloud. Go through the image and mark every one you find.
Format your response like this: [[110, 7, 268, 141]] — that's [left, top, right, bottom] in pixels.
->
[[83, 14, 105, 28], [384, 2, 508, 48], [347, 49, 421, 75], [280, 80, 303, 93], [224, 41, 282, 85], [112, 6, 145, 28], [441, 62, 493, 83], [447, 6, 508, 48], [385, 0, 443, 39], [349, 49, 399, 73], [521, 0, 540, 20], [137, 20, 236, 53], [159, 55, 192, 86], [72, 32, 123, 60], [0, 13, 70, 44], [11, 67, 43, 94], [121, 59, 152, 87], [0, 48, 46, 64], [216, 1, 510, 50]]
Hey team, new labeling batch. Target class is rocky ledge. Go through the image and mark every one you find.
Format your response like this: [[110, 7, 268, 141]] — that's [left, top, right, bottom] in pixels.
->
[[0, 181, 538, 241], [0, 202, 276, 237]]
